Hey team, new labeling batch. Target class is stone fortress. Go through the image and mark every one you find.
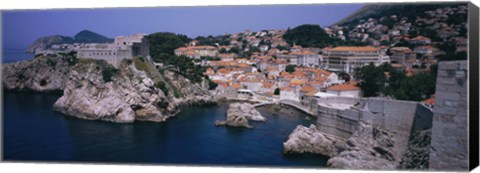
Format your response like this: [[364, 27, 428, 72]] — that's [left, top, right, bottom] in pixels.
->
[[298, 60, 468, 170], [76, 33, 150, 68]]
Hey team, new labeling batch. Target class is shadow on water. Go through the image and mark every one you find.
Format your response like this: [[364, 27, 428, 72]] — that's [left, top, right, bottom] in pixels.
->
[[3, 91, 328, 168]]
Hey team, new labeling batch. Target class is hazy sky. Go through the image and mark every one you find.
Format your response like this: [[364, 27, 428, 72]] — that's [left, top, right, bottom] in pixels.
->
[[2, 4, 364, 49]]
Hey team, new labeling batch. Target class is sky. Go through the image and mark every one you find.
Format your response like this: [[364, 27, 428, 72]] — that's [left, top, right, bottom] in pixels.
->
[[2, 4, 364, 49]]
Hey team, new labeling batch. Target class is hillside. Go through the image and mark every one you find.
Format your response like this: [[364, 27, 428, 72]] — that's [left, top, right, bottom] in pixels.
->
[[334, 2, 466, 26], [26, 30, 112, 53], [74, 30, 113, 43]]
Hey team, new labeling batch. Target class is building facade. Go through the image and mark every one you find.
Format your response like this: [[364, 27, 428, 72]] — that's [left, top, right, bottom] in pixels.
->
[[77, 33, 150, 68], [322, 46, 390, 75], [174, 45, 219, 58]]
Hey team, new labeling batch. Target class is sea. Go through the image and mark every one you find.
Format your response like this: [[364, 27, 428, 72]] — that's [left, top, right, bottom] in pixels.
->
[[2, 48, 328, 168], [2, 48, 34, 63], [2, 91, 328, 168]]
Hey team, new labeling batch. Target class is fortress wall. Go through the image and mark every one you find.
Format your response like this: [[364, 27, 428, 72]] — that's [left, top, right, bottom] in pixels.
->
[[317, 105, 360, 139], [317, 96, 363, 105], [316, 95, 434, 163], [429, 61, 468, 170], [378, 99, 419, 161]]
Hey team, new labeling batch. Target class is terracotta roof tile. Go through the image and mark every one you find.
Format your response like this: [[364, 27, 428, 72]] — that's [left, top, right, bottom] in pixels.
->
[[327, 83, 361, 91], [300, 85, 317, 93], [327, 46, 382, 52]]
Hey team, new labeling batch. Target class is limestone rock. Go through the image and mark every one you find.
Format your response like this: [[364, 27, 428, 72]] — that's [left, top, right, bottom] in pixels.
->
[[2, 56, 71, 92], [4, 56, 215, 123], [162, 70, 215, 106], [283, 124, 339, 157], [326, 122, 397, 170], [228, 103, 266, 121], [52, 60, 173, 123], [215, 102, 265, 128]]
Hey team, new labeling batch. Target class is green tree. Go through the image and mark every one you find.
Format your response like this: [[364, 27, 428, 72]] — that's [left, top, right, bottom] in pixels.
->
[[276, 45, 289, 51], [285, 65, 296, 73], [274, 88, 280, 95], [250, 46, 261, 53], [356, 63, 387, 97], [208, 78, 218, 90], [356, 62, 437, 101], [228, 47, 240, 54], [148, 32, 191, 59], [219, 48, 227, 54], [283, 24, 336, 48], [338, 72, 351, 82]]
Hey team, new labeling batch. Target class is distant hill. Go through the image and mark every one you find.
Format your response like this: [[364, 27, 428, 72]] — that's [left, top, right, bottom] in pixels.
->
[[74, 30, 113, 43], [26, 30, 112, 53], [333, 2, 466, 26]]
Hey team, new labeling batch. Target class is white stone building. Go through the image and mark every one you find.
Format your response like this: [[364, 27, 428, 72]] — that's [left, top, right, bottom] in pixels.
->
[[280, 87, 299, 102], [77, 33, 150, 68], [291, 50, 322, 67], [325, 83, 362, 97], [322, 46, 390, 75]]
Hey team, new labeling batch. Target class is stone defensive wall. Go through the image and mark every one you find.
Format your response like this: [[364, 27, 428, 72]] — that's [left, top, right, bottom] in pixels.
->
[[429, 60, 468, 170], [315, 96, 433, 160]]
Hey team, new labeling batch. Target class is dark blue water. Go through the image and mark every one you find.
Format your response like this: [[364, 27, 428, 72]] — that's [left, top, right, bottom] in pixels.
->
[[2, 49, 33, 63], [3, 91, 328, 167]]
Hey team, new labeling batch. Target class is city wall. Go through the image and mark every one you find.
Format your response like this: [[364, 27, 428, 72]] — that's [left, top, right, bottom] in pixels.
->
[[315, 96, 433, 161], [429, 60, 468, 170]]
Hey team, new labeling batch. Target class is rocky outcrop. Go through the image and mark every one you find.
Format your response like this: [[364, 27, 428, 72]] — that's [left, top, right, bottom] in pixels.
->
[[3, 56, 215, 123], [52, 59, 175, 123], [283, 124, 341, 157], [398, 129, 431, 169], [215, 102, 265, 128], [326, 122, 397, 170], [163, 70, 215, 106], [2, 55, 73, 92], [282, 122, 397, 170]]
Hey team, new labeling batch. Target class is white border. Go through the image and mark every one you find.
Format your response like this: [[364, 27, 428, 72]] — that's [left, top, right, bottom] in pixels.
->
[[0, 0, 469, 10], [0, 0, 476, 173]]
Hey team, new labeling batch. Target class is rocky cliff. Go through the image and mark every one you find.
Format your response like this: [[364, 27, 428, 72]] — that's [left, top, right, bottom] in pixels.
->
[[2, 55, 73, 92], [2, 56, 215, 123], [283, 122, 397, 170], [163, 70, 215, 106], [283, 124, 341, 157], [326, 122, 397, 169]]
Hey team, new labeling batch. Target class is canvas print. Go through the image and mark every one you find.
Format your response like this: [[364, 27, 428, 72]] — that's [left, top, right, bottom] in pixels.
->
[[1, 2, 474, 171]]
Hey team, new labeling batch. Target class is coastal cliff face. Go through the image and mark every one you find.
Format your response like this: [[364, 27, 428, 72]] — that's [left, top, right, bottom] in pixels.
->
[[326, 122, 397, 169], [2, 56, 214, 123], [283, 123, 397, 170], [283, 124, 341, 157], [52, 59, 175, 123], [2, 55, 72, 92], [163, 70, 215, 106]]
